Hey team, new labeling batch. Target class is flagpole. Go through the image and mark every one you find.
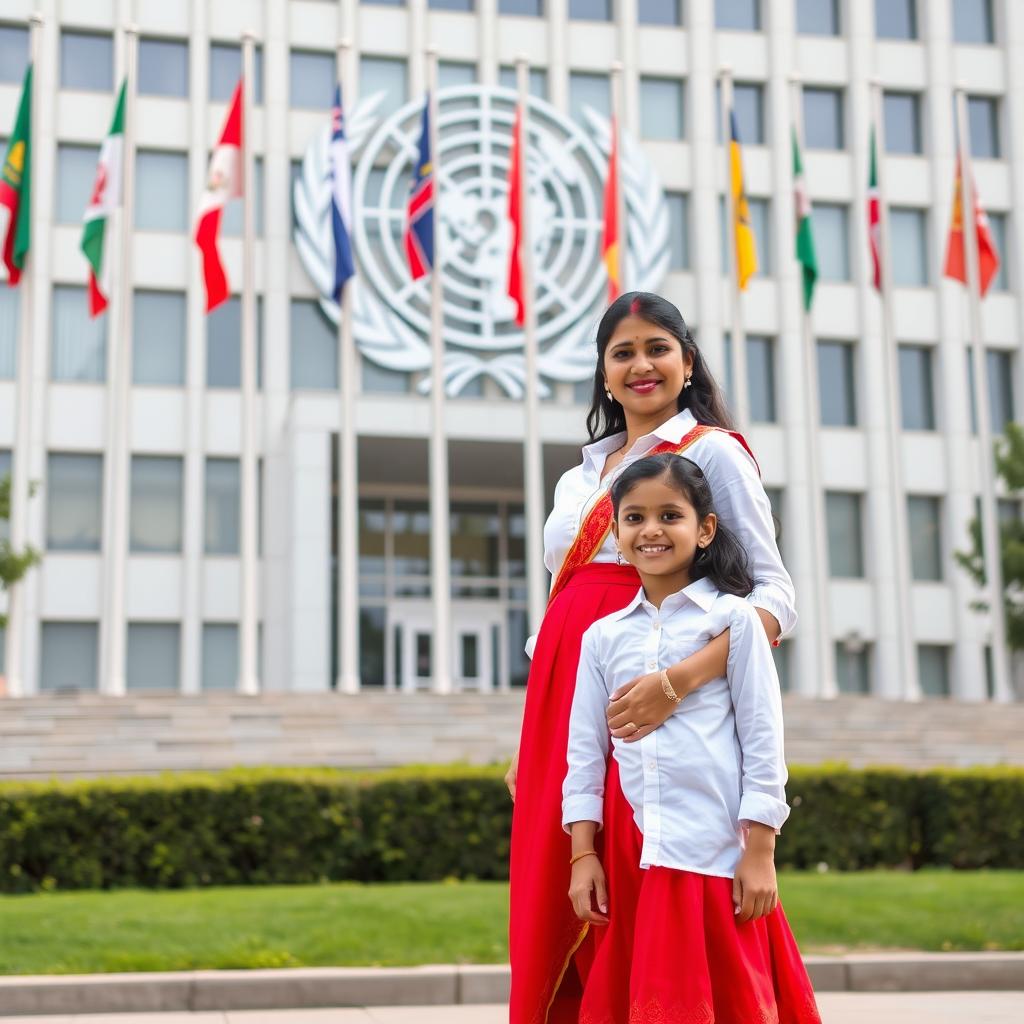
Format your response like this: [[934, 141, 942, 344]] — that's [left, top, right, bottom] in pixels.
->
[[336, 36, 360, 694], [954, 85, 1012, 702], [719, 66, 749, 431], [238, 32, 259, 695], [425, 46, 452, 694], [4, 13, 42, 699], [610, 60, 626, 293]]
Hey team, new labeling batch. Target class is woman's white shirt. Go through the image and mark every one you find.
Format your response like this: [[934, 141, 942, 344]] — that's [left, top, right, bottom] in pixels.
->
[[562, 576, 790, 878]]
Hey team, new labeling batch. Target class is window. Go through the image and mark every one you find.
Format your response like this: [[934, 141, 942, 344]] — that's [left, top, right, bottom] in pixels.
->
[[499, 0, 544, 13], [640, 77, 684, 140], [126, 623, 180, 690], [0, 289, 17, 378], [290, 49, 334, 109], [497, 66, 548, 98], [47, 453, 102, 551], [362, 358, 410, 393], [718, 196, 771, 274], [826, 492, 864, 578], [986, 350, 1014, 433], [638, 0, 681, 25], [450, 504, 501, 577], [291, 299, 338, 389], [40, 623, 98, 692], [747, 336, 776, 423], [717, 82, 765, 144], [135, 151, 189, 232], [360, 606, 386, 687], [430, 0, 475, 8], [130, 456, 184, 553], [0, 25, 29, 83], [359, 57, 408, 119], [569, 72, 610, 126], [898, 345, 936, 430], [133, 291, 186, 386], [570, 0, 612, 18], [716, 0, 760, 30], [890, 208, 928, 285], [61, 31, 113, 91], [52, 286, 105, 382], [908, 496, 943, 581], [207, 296, 264, 388], [812, 203, 850, 281], [205, 458, 240, 555], [818, 341, 856, 426], [665, 192, 689, 270], [835, 642, 870, 694], [967, 96, 999, 159], [202, 623, 238, 690], [987, 212, 1008, 291], [438, 61, 477, 88], [884, 92, 923, 154], [803, 87, 844, 149], [797, 0, 839, 35], [210, 42, 264, 103], [138, 38, 189, 97], [222, 156, 264, 236], [56, 144, 100, 224], [952, 0, 994, 44], [876, 0, 916, 39], [918, 644, 951, 697]]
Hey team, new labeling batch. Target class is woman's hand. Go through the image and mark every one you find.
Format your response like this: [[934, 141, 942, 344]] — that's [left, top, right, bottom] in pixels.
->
[[732, 824, 779, 923], [606, 670, 683, 742], [568, 855, 609, 925], [504, 747, 519, 800]]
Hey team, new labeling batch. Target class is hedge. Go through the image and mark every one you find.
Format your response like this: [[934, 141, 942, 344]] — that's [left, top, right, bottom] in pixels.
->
[[0, 764, 1021, 892]]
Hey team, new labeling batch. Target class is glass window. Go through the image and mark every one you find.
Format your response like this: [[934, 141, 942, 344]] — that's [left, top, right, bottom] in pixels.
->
[[818, 340, 856, 426], [748, 198, 771, 273], [133, 291, 186, 386], [835, 642, 870, 694], [138, 38, 189, 97], [497, 66, 548, 98], [918, 644, 951, 697], [908, 495, 943, 581], [884, 92, 923, 154], [897, 345, 935, 430], [0, 25, 29, 83], [826, 492, 864, 578], [450, 503, 501, 577], [359, 57, 408, 119], [222, 156, 263, 237], [640, 77, 684, 140], [953, 0, 994, 44], [438, 61, 477, 88], [290, 49, 335, 109], [61, 31, 113, 91], [570, 0, 612, 18], [812, 203, 850, 281], [665, 192, 689, 270], [290, 299, 338, 390], [56, 144, 100, 224], [747, 335, 776, 423], [797, 0, 839, 34], [716, 82, 765, 144], [569, 72, 610, 126], [206, 296, 264, 388], [876, 0, 916, 39], [430, 0, 475, 8], [987, 212, 1008, 291], [126, 623, 180, 690], [987, 350, 1014, 433], [210, 42, 264, 104], [52, 285, 106, 382], [393, 500, 431, 576], [205, 457, 240, 555], [499, 0, 544, 13], [0, 288, 17, 378], [967, 96, 999, 159], [362, 358, 410, 393], [360, 606, 386, 687], [715, 0, 760, 30], [508, 607, 529, 686], [130, 455, 183, 553], [890, 208, 928, 286], [359, 499, 387, 577], [803, 87, 844, 149], [135, 151, 189, 232], [638, 0, 681, 25], [47, 453, 102, 551], [202, 623, 238, 690], [40, 622, 98, 692]]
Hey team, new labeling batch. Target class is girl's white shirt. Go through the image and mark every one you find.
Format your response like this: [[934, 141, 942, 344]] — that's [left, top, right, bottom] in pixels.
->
[[563, 576, 790, 878], [528, 407, 796, 657]]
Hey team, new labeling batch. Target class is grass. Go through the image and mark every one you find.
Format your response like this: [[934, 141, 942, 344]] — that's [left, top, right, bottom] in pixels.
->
[[0, 870, 1021, 976]]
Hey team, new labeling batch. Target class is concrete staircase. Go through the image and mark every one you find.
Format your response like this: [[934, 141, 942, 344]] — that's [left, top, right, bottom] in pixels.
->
[[1, 692, 1023, 780]]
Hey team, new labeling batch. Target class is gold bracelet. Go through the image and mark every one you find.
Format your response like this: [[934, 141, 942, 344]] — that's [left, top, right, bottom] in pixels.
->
[[660, 668, 682, 704], [569, 849, 598, 866]]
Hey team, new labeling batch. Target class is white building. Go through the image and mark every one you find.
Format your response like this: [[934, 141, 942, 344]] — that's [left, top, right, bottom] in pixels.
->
[[0, 0, 1021, 702]]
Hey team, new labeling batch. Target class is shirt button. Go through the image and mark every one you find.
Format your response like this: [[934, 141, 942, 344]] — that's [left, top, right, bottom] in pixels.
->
[[645, 761, 656, 772], [647, 660, 656, 669], [654, 621, 661, 629]]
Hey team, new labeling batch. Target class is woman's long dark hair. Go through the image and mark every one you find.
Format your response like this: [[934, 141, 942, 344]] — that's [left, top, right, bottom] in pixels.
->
[[610, 454, 753, 598], [586, 291, 734, 443]]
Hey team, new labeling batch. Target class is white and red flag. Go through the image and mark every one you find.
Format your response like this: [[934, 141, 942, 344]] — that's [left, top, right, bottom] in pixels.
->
[[194, 79, 243, 313]]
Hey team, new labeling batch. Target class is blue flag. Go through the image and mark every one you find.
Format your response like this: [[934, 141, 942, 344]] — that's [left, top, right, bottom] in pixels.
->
[[329, 83, 355, 300]]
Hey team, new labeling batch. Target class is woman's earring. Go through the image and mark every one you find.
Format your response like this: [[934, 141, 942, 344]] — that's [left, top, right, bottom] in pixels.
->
[[683, 374, 693, 389], [615, 546, 624, 565], [605, 388, 614, 402]]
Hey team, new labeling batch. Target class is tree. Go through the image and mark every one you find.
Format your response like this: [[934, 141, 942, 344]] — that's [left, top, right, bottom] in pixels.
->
[[0, 473, 40, 627]]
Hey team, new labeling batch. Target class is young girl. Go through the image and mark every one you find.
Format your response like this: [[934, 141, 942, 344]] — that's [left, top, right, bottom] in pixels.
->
[[563, 453, 821, 1024]]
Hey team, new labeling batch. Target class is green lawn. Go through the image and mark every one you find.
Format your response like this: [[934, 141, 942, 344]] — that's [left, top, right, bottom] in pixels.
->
[[0, 871, 1021, 976]]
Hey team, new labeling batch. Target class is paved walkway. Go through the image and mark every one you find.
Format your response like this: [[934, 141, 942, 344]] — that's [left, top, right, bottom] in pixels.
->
[[1, 993, 1023, 1023]]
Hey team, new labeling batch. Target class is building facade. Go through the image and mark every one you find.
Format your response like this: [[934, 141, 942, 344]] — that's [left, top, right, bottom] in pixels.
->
[[0, 0, 1022, 701]]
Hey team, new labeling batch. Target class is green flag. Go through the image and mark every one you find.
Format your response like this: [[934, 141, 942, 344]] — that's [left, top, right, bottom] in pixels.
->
[[0, 63, 32, 285], [792, 126, 817, 312]]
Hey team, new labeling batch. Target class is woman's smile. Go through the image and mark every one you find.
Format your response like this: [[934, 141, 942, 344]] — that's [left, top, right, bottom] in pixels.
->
[[626, 377, 663, 395], [635, 542, 673, 558]]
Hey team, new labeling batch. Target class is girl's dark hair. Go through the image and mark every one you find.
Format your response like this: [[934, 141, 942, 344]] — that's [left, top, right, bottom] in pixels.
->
[[586, 291, 734, 443], [610, 454, 754, 598]]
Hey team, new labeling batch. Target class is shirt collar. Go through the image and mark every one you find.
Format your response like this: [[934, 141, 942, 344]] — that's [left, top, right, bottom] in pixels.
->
[[580, 407, 698, 472], [614, 575, 720, 621]]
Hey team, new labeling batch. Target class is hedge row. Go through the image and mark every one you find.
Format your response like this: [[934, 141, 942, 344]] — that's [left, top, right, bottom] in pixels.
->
[[0, 764, 1021, 892]]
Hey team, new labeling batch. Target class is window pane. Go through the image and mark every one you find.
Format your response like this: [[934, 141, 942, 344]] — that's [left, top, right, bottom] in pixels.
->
[[640, 77, 684, 140], [835, 642, 870, 694], [135, 151, 188, 232], [987, 350, 1014, 433], [203, 623, 238, 690], [884, 92, 922, 154], [130, 455, 184, 553], [0, 25, 29, 83], [803, 87, 843, 149], [497, 66, 548, 98], [126, 623, 180, 690], [665, 192, 689, 269], [818, 341, 856, 426], [715, 82, 764, 143], [56, 144, 100, 224], [715, 0, 760, 30], [797, 0, 839, 34], [908, 495, 942, 581], [61, 32, 113, 91], [450, 503, 500, 577], [290, 49, 335, 109], [207, 297, 264, 388], [953, 0, 994, 44], [890, 208, 928, 285], [570, 0, 612, 18], [812, 203, 850, 281], [0, 288, 17, 378], [899, 345, 935, 430], [638, 0, 681, 25], [210, 42, 263, 103], [747, 335, 776, 423], [359, 57, 408, 119], [205, 457, 240, 555], [138, 38, 189, 97], [987, 212, 1008, 291], [430, 0, 474, 8], [967, 96, 999, 159], [499, 0, 544, 13], [826, 492, 864, 577], [875, 0, 916, 39], [222, 156, 263, 236], [290, 299, 338, 389], [748, 198, 771, 273], [133, 291, 186, 386], [362, 357, 410, 393], [438, 61, 477, 88], [393, 500, 431, 576], [508, 607, 529, 686], [918, 644, 951, 697], [359, 606, 386, 687], [47, 453, 102, 551], [569, 72, 610, 126], [40, 622, 98, 692], [52, 285, 106, 382]]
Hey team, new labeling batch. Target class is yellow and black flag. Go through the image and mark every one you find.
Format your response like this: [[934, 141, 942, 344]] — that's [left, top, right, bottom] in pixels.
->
[[729, 111, 757, 289]]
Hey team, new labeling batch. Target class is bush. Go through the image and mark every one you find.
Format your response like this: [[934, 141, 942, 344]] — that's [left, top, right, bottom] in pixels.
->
[[0, 764, 1021, 892]]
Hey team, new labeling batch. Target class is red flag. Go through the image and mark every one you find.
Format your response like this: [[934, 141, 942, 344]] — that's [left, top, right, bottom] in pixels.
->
[[944, 158, 1000, 297], [506, 104, 525, 327], [194, 80, 243, 313], [1, 64, 32, 287], [602, 115, 620, 302]]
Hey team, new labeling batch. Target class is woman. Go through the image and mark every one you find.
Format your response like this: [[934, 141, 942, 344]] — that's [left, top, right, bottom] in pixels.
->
[[508, 292, 796, 1024]]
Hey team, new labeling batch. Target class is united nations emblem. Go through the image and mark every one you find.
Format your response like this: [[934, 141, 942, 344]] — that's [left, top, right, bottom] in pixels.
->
[[293, 85, 670, 397]]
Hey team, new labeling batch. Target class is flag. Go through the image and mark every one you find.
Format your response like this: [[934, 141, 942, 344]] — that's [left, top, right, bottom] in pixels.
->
[[943, 158, 1000, 297], [404, 96, 434, 280], [729, 112, 757, 289], [792, 126, 817, 312], [194, 79, 243, 313], [329, 83, 355, 301], [602, 114, 620, 302], [507, 103, 526, 326], [80, 81, 126, 318], [867, 124, 881, 291], [0, 64, 32, 286]]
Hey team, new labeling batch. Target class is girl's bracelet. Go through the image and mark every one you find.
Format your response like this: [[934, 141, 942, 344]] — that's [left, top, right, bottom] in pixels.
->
[[570, 849, 598, 866], [660, 668, 682, 704]]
